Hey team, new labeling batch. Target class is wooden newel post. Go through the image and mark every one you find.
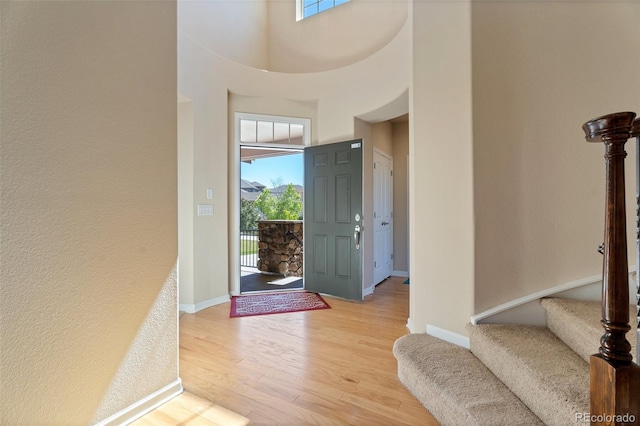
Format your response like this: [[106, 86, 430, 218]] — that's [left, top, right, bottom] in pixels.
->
[[583, 112, 640, 426], [633, 118, 640, 365]]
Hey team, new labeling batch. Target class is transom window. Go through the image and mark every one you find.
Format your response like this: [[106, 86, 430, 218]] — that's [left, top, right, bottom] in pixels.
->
[[237, 113, 310, 148], [298, 0, 349, 20]]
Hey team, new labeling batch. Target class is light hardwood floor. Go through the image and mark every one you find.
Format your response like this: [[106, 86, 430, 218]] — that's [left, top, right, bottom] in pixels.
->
[[132, 392, 250, 426], [136, 276, 439, 425]]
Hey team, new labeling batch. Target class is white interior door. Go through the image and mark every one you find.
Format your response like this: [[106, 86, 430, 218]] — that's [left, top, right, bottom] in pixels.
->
[[373, 150, 393, 285]]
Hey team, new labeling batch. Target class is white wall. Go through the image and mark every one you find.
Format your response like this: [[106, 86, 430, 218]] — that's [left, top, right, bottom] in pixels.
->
[[179, 100, 195, 306], [0, 1, 178, 424], [471, 1, 640, 314], [177, 34, 230, 310], [410, 0, 475, 336], [372, 121, 393, 156], [178, 0, 269, 70], [392, 121, 409, 273], [178, 7, 410, 309], [409, 0, 639, 338]]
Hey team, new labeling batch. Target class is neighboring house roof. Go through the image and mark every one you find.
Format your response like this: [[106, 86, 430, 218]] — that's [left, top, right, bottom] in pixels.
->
[[270, 184, 303, 197], [251, 181, 266, 191], [240, 179, 266, 192]]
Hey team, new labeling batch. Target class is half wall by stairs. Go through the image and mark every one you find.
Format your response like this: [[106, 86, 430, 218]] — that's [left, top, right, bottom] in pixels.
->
[[393, 298, 638, 426]]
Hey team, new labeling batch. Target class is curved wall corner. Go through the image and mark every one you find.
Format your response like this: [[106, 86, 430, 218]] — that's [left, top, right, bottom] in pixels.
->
[[178, 0, 408, 74], [267, 0, 408, 73], [178, 0, 269, 70]]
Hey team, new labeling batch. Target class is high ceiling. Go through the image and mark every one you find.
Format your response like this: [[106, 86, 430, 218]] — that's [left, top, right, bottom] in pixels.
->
[[178, 0, 408, 73]]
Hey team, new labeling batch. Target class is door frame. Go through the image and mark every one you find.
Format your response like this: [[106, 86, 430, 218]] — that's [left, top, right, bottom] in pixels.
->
[[373, 148, 393, 285], [230, 112, 311, 296]]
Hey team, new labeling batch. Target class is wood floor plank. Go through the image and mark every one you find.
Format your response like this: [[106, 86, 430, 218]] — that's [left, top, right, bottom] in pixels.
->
[[258, 372, 345, 401], [137, 277, 439, 425]]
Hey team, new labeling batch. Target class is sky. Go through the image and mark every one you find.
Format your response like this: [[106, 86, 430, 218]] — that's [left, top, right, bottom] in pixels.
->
[[241, 153, 304, 187]]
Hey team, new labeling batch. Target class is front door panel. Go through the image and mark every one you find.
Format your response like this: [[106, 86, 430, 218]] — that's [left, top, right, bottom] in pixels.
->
[[304, 140, 363, 300]]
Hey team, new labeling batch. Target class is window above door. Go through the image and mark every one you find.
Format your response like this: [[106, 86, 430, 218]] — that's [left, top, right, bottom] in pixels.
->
[[237, 113, 310, 148]]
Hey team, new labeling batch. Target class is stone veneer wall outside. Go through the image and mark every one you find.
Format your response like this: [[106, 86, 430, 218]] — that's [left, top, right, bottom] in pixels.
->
[[257, 220, 303, 277]]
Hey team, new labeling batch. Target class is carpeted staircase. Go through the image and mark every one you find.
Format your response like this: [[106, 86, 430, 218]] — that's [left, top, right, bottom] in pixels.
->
[[393, 298, 638, 426]]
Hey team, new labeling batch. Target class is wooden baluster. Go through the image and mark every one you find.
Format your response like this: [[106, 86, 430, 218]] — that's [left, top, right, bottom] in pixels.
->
[[633, 118, 640, 364], [584, 112, 635, 363], [583, 112, 640, 426]]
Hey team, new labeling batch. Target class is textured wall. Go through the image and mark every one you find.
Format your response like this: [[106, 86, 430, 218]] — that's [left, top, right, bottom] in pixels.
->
[[92, 268, 178, 423], [178, 100, 195, 306], [472, 1, 640, 313], [410, 0, 475, 336], [178, 0, 269, 70], [0, 1, 178, 423], [409, 0, 639, 336]]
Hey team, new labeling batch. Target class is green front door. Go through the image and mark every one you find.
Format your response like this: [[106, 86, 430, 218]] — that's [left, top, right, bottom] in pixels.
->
[[304, 140, 363, 301]]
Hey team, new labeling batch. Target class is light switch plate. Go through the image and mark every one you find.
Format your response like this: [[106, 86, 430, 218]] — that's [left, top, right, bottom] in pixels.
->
[[206, 188, 214, 199], [197, 204, 214, 216]]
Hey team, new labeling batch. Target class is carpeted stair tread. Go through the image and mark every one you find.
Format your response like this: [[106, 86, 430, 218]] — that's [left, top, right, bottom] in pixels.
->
[[541, 298, 637, 363], [393, 334, 543, 426], [468, 324, 589, 426]]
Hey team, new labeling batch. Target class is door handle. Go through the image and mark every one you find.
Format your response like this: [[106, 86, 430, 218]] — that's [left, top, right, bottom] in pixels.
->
[[354, 225, 361, 250], [381, 221, 389, 226]]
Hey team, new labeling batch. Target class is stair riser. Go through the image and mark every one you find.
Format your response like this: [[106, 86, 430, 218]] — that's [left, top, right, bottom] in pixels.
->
[[397, 364, 472, 426], [393, 334, 544, 426], [469, 325, 589, 426]]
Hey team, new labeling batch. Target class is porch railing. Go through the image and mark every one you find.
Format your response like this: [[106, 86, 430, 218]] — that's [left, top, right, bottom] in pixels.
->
[[240, 228, 259, 268], [582, 112, 640, 425]]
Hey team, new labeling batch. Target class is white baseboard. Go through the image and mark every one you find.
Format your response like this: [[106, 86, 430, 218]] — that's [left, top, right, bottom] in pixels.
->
[[406, 317, 415, 333], [471, 273, 603, 326], [470, 268, 637, 326], [426, 324, 470, 349], [179, 294, 230, 313], [95, 379, 183, 426], [363, 286, 374, 297], [472, 299, 549, 327], [392, 270, 409, 277]]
